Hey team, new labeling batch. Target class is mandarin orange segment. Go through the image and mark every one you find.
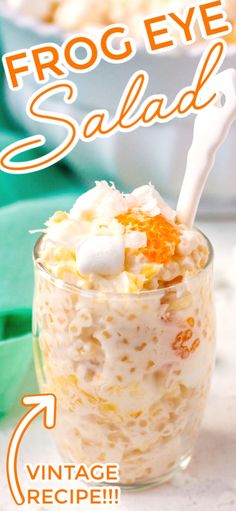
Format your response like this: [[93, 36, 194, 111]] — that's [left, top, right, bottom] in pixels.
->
[[117, 211, 180, 264], [172, 329, 200, 359]]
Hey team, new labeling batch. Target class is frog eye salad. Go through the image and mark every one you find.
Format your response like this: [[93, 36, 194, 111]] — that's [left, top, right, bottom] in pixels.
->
[[33, 182, 216, 488], [37, 182, 209, 291]]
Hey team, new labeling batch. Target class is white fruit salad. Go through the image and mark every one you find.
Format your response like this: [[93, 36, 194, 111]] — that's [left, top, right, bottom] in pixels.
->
[[33, 182, 216, 487]]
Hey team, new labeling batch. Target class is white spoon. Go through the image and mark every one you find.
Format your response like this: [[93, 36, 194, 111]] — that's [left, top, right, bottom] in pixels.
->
[[176, 68, 236, 227]]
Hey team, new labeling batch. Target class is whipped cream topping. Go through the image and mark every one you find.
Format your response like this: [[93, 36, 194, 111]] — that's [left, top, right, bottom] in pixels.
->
[[70, 181, 175, 222], [38, 181, 209, 292]]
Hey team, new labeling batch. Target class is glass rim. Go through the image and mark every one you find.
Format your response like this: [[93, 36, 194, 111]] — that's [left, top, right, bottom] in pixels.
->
[[33, 231, 214, 299]]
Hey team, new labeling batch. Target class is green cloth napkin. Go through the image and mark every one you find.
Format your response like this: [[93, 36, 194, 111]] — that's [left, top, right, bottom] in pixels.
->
[[0, 195, 78, 414]]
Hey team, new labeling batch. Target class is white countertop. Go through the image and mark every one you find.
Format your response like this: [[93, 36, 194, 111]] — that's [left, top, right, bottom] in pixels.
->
[[1, 221, 236, 511]]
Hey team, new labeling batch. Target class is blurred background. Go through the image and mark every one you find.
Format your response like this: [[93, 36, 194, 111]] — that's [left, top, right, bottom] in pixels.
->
[[0, 0, 235, 485]]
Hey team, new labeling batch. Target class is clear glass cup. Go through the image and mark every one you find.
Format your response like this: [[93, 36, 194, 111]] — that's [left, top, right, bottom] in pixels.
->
[[33, 234, 216, 489]]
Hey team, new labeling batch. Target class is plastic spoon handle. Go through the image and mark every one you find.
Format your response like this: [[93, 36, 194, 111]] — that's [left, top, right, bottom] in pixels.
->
[[176, 68, 236, 227]]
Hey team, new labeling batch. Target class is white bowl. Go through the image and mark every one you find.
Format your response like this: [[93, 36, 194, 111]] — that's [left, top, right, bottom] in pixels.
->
[[1, 5, 236, 214]]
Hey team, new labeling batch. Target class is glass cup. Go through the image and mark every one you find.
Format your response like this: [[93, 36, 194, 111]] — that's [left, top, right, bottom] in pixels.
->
[[33, 234, 216, 489]]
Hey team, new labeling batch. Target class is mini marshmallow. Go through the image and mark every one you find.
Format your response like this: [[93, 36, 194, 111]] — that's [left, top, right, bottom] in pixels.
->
[[76, 235, 125, 276]]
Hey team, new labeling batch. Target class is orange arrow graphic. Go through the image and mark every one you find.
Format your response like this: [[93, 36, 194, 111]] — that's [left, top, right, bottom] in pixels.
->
[[6, 394, 57, 506]]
